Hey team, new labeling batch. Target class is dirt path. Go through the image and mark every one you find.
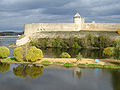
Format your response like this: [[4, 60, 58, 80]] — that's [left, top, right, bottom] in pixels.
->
[[36, 58, 105, 65]]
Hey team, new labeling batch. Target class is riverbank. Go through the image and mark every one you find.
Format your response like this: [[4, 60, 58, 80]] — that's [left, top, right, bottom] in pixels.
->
[[1, 58, 120, 69]]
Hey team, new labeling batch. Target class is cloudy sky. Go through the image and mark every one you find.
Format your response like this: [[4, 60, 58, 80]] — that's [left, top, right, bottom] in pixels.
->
[[0, 0, 120, 31]]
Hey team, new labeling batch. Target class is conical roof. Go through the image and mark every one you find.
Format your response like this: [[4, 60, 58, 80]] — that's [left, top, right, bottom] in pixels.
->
[[74, 13, 81, 18]]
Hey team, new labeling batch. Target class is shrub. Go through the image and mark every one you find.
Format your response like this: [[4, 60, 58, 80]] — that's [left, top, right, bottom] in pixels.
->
[[117, 29, 120, 34], [103, 47, 114, 56], [13, 47, 24, 62], [0, 46, 10, 59], [76, 53, 83, 61], [25, 46, 43, 62], [97, 35, 113, 48], [30, 41, 37, 46], [60, 52, 71, 58], [72, 42, 80, 48]]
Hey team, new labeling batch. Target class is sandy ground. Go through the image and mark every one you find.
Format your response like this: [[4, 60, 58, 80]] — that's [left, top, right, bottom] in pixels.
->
[[36, 58, 105, 65]]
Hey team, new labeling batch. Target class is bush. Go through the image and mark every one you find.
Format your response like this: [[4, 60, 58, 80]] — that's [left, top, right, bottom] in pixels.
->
[[0, 46, 10, 59], [60, 52, 71, 58], [25, 46, 43, 62], [13, 47, 24, 62], [97, 35, 113, 48], [76, 53, 83, 61], [103, 47, 114, 56]]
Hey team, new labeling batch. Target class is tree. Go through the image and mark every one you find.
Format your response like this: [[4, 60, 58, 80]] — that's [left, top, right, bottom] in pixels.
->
[[25, 46, 43, 62], [13, 47, 24, 61], [0, 46, 10, 59], [113, 38, 120, 60]]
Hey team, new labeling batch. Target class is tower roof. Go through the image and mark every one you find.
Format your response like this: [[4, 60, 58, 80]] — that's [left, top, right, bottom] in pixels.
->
[[74, 13, 81, 18]]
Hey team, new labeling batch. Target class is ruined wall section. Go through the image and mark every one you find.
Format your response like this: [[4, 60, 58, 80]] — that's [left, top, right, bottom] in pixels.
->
[[82, 23, 120, 31]]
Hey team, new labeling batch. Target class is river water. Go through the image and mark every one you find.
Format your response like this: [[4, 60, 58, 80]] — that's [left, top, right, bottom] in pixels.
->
[[0, 37, 120, 90]]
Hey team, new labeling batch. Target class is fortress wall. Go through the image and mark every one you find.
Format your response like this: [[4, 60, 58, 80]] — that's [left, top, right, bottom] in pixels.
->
[[82, 23, 120, 31], [24, 24, 32, 35], [30, 31, 119, 40], [24, 23, 80, 35]]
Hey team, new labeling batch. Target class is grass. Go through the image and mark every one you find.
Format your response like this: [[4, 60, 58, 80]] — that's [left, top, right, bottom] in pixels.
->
[[64, 63, 74, 66], [77, 63, 120, 69], [1, 58, 32, 64], [2, 58, 19, 63], [53, 62, 64, 65], [41, 61, 51, 64]]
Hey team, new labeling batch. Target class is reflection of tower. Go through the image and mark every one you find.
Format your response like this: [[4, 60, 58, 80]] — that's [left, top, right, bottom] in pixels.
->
[[25, 75, 30, 83], [73, 67, 82, 79]]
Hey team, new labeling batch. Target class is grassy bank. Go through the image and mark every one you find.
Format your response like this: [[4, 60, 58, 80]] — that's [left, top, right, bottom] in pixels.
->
[[1, 57, 120, 69]]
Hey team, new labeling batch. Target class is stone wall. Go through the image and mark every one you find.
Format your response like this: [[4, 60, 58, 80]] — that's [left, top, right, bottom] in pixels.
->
[[24, 22, 120, 36], [24, 23, 81, 36], [82, 23, 120, 31], [16, 36, 30, 46], [30, 31, 119, 40]]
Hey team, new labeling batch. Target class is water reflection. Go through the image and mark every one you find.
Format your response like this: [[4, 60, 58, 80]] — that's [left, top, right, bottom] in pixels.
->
[[41, 48, 105, 59], [13, 65, 43, 79], [0, 62, 10, 72], [110, 70, 120, 90], [73, 67, 82, 79], [0, 62, 119, 90]]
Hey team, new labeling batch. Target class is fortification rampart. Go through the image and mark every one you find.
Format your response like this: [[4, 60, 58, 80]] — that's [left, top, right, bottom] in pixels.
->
[[82, 23, 120, 31], [24, 23, 81, 35]]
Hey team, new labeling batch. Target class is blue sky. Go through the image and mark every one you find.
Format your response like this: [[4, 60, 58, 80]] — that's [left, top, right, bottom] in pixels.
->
[[0, 0, 120, 31]]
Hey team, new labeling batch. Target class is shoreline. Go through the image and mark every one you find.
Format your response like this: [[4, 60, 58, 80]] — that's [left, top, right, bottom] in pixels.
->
[[1, 58, 120, 69]]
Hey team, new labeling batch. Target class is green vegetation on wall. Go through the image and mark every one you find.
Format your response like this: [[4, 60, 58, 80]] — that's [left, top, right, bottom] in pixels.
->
[[30, 34, 114, 49]]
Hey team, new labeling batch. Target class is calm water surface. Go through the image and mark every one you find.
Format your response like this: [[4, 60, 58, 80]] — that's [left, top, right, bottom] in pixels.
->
[[0, 63, 120, 90], [0, 37, 120, 90]]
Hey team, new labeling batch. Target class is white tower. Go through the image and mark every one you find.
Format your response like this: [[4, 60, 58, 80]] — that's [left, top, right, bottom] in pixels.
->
[[73, 13, 83, 31], [73, 13, 81, 24]]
